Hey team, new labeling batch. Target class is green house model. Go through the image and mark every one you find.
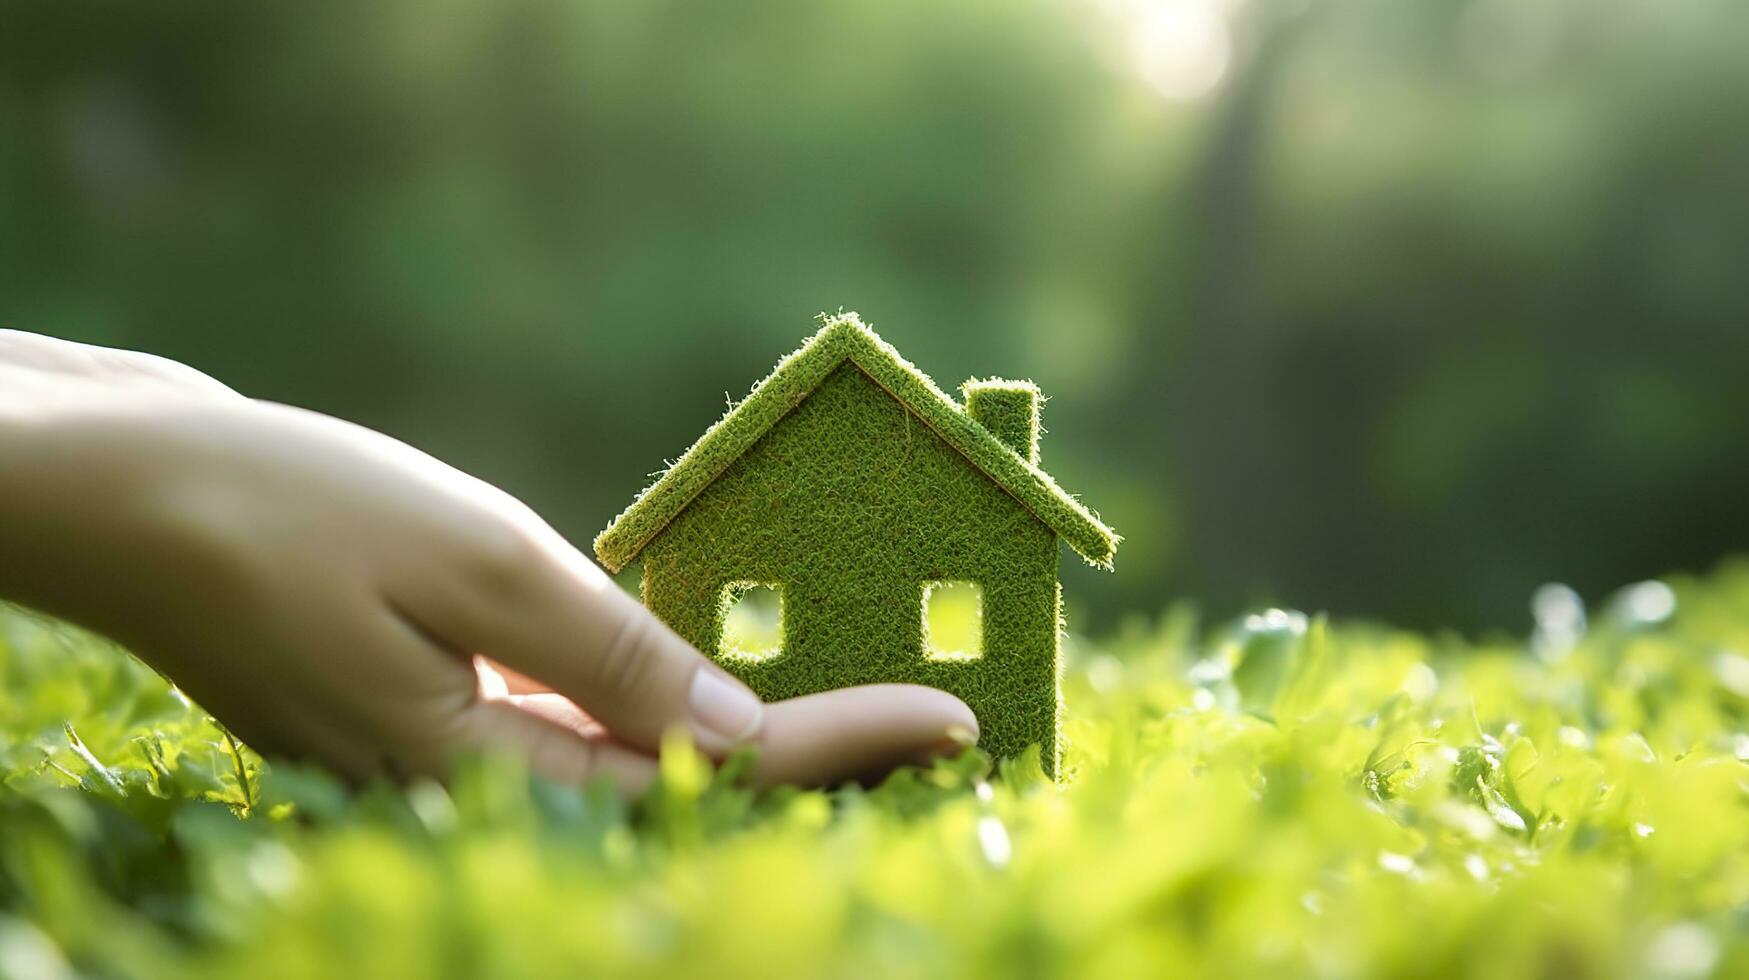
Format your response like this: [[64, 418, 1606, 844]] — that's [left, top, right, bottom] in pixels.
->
[[593, 313, 1118, 775]]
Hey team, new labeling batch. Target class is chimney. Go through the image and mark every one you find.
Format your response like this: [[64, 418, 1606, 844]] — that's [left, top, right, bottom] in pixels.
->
[[963, 378, 1041, 465]]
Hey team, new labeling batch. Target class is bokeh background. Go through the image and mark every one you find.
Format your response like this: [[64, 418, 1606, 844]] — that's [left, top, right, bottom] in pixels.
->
[[4, 0, 1746, 634]]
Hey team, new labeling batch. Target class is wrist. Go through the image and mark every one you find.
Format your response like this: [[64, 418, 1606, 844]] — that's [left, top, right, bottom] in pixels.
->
[[0, 384, 189, 633]]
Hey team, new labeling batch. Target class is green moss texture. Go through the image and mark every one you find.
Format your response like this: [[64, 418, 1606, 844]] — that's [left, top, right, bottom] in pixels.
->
[[961, 378, 1041, 465], [594, 313, 1118, 774]]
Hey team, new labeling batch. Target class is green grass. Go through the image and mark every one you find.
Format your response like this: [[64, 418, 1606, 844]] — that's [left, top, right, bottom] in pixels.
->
[[5, 563, 1749, 979]]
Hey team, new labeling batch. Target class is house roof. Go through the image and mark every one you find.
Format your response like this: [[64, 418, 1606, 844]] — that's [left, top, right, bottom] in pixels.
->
[[592, 313, 1121, 572]]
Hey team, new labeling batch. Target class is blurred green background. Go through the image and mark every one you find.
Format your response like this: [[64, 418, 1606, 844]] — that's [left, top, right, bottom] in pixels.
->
[[4, 0, 1746, 633]]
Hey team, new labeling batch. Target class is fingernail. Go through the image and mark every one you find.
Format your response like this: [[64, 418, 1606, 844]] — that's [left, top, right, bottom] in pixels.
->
[[688, 667, 764, 750]]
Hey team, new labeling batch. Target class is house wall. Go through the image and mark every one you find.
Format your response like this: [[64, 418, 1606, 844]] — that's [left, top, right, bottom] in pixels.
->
[[639, 362, 1064, 774]]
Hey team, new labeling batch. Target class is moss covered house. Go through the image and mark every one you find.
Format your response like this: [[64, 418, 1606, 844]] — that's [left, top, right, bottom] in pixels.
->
[[594, 314, 1118, 774]]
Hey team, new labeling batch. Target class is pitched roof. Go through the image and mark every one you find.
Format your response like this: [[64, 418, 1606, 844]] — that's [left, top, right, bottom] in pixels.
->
[[592, 313, 1120, 572]]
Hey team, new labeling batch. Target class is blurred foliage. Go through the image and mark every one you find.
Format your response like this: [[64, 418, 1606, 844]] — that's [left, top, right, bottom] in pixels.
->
[[7, 563, 1749, 977], [3, 0, 1748, 629]]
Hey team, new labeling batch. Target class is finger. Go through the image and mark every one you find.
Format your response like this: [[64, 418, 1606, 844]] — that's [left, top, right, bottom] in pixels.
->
[[408, 538, 764, 758], [452, 698, 657, 798], [477, 657, 604, 735], [318, 618, 650, 794], [506, 692, 608, 741], [749, 684, 979, 789]]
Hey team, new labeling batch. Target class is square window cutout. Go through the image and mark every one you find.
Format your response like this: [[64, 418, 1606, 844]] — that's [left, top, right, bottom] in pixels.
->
[[923, 581, 983, 662], [720, 582, 783, 662]]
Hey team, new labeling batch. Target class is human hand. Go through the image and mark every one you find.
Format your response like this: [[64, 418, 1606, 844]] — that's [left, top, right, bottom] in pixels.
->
[[0, 331, 977, 795]]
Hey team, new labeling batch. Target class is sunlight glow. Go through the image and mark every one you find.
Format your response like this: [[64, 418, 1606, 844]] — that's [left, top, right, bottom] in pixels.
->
[[1127, 0, 1233, 101], [923, 581, 983, 662], [721, 583, 784, 662]]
